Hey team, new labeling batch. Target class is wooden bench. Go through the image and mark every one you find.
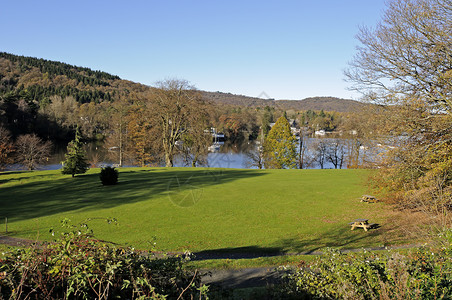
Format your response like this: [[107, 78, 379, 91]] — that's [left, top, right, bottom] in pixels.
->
[[360, 195, 379, 203], [350, 219, 376, 231]]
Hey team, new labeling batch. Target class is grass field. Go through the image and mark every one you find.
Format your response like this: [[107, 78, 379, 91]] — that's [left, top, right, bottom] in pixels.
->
[[0, 168, 418, 254]]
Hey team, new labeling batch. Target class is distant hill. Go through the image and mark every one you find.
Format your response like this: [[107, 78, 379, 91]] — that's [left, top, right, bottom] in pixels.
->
[[276, 97, 366, 112], [201, 91, 365, 113], [201, 91, 276, 107]]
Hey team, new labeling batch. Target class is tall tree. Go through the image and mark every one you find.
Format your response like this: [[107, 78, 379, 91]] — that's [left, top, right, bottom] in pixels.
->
[[150, 79, 208, 167], [298, 129, 314, 169], [126, 106, 159, 167], [62, 127, 89, 177], [179, 106, 211, 167], [345, 0, 452, 211], [104, 98, 131, 167], [263, 116, 297, 169]]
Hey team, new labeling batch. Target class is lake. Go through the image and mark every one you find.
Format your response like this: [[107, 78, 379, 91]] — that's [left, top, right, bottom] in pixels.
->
[[8, 137, 383, 171]]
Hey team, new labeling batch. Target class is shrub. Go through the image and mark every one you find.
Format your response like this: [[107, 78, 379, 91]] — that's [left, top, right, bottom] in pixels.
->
[[99, 166, 118, 185], [0, 219, 207, 299], [272, 245, 452, 299]]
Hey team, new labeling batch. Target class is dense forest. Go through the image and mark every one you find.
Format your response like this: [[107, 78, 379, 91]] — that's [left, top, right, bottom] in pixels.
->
[[0, 52, 118, 104]]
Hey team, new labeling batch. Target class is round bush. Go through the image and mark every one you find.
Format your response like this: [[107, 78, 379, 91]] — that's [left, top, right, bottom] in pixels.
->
[[100, 166, 118, 185]]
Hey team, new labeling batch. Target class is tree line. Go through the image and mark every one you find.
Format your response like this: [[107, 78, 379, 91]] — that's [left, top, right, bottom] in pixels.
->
[[0, 76, 362, 172]]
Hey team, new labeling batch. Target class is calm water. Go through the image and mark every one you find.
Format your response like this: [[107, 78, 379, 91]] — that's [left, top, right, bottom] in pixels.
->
[[28, 140, 256, 170], [9, 137, 382, 171]]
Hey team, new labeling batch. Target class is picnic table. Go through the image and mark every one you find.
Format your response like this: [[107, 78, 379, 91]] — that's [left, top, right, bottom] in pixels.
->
[[360, 195, 379, 203], [349, 219, 376, 231]]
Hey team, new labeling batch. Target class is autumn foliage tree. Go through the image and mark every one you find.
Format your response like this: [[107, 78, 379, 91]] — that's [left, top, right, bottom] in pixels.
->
[[126, 107, 159, 167], [179, 103, 212, 167], [346, 0, 452, 212], [263, 116, 297, 169], [150, 79, 210, 167]]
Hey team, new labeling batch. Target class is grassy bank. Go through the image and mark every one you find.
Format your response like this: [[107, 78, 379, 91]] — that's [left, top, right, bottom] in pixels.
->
[[0, 168, 417, 253]]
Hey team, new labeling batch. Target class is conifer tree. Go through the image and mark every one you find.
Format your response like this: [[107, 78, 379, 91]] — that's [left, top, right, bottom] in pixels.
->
[[62, 127, 89, 177], [263, 116, 297, 169]]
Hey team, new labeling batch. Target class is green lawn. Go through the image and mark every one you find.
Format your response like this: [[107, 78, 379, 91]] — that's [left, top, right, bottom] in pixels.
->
[[0, 168, 414, 253]]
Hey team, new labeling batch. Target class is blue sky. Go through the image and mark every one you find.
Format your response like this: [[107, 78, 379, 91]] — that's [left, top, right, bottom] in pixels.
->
[[1, 1, 386, 100]]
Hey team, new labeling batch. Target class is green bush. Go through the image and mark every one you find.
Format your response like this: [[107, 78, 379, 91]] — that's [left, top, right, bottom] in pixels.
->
[[99, 166, 118, 185], [272, 243, 452, 299], [0, 219, 207, 299]]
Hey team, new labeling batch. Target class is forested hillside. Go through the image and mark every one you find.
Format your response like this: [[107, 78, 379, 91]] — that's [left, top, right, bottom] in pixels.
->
[[0, 52, 151, 140], [277, 97, 366, 112], [0, 52, 150, 105]]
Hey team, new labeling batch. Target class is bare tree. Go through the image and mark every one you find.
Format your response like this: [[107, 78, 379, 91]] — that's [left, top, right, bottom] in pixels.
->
[[104, 98, 132, 167], [298, 130, 316, 169], [245, 144, 265, 169], [345, 0, 452, 109], [313, 139, 328, 169], [326, 139, 346, 169], [15, 134, 52, 170], [244, 126, 265, 169]]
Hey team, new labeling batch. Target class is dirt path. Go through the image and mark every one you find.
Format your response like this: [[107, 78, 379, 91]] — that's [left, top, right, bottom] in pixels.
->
[[0, 235, 40, 247], [197, 244, 425, 288], [201, 267, 282, 289], [190, 243, 423, 260]]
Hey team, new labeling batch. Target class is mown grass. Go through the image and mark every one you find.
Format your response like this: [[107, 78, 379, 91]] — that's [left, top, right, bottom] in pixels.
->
[[0, 168, 419, 254]]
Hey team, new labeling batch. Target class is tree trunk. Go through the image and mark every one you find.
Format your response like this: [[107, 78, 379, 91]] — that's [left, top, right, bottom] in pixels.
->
[[192, 153, 198, 167], [298, 134, 304, 169], [165, 153, 173, 167]]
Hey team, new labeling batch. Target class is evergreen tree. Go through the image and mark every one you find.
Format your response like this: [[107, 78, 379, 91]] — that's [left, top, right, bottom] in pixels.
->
[[263, 116, 297, 169], [62, 127, 89, 177]]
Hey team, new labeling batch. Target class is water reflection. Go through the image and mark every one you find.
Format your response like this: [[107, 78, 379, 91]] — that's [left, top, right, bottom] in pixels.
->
[[8, 137, 387, 171]]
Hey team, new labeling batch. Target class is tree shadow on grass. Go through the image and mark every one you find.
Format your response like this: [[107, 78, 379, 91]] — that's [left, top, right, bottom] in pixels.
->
[[0, 171, 60, 185], [192, 226, 382, 260], [0, 171, 29, 176], [0, 168, 266, 222]]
